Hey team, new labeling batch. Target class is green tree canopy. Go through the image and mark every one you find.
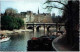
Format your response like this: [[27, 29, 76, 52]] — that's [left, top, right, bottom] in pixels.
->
[[1, 15, 24, 30]]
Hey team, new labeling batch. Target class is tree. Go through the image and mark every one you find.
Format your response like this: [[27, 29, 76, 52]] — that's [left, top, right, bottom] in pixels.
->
[[5, 8, 18, 16], [64, 1, 79, 50], [1, 15, 24, 30], [15, 17, 24, 29], [44, 0, 79, 50]]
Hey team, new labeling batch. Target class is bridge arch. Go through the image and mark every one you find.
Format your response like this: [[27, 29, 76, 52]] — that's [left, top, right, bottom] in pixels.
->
[[36, 26, 41, 31], [47, 26, 51, 31], [27, 25, 33, 29]]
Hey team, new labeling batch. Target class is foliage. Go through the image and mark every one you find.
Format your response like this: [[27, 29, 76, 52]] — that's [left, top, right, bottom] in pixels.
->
[[1, 15, 24, 30], [5, 8, 18, 16]]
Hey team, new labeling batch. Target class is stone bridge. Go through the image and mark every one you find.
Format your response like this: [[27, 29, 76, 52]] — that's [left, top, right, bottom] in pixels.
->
[[24, 23, 65, 32]]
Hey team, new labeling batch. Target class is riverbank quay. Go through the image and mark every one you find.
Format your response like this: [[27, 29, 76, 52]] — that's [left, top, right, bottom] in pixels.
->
[[0, 29, 33, 35], [52, 35, 78, 51]]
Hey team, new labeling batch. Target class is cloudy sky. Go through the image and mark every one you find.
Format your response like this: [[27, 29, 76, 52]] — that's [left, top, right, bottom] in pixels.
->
[[1, 0, 67, 16]]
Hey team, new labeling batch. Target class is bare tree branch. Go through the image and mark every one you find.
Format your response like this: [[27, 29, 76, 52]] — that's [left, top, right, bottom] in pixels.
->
[[44, 1, 66, 6], [44, 6, 65, 10], [44, 0, 69, 10]]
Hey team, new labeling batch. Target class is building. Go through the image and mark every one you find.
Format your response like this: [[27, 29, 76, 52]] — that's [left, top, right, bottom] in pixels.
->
[[3, 7, 53, 24], [20, 8, 53, 23], [21, 11, 35, 24], [25, 8, 52, 23]]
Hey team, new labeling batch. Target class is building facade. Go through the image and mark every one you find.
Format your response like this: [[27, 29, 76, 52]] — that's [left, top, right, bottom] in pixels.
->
[[20, 8, 53, 23]]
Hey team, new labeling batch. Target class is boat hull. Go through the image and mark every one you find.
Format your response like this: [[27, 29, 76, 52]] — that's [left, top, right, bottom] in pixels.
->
[[0, 37, 10, 42]]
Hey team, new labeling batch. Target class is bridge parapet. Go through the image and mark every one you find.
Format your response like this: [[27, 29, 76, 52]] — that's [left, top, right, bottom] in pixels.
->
[[24, 23, 65, 31], [26, 23, 65, 25]]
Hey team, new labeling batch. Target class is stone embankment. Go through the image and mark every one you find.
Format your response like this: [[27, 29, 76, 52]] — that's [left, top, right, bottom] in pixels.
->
[[0, 29, 33, 35]]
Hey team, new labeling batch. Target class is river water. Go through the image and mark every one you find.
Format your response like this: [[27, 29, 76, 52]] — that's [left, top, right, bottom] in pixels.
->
[[0, 28, 56, 51]]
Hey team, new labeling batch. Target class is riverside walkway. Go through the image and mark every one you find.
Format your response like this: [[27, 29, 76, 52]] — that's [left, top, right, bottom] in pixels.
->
[[52, 35, 79, 51]]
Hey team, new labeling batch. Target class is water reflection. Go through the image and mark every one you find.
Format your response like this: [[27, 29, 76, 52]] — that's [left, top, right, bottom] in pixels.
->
[[0, 40, 11, 51], [0, 28, 55, 51]]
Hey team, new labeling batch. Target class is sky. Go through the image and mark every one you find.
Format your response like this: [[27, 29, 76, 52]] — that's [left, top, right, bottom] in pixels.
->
[[1, 0, 67, 16]]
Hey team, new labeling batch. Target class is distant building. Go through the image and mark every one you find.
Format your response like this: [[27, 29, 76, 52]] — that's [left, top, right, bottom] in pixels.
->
[[52, 13, 55, 18], [33, 7, 53, 23], [20, 7, 53, 23], [3, 7, 53, 24]]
